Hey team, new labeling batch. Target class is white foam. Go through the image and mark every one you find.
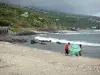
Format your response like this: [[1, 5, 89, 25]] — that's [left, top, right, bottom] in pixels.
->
[[94, 30, 100, 31], [35, 36, 100, 47], [53, 32, 100, 35]]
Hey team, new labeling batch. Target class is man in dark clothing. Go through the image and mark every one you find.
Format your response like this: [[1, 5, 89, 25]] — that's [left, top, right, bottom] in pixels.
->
[[65, 43, 70, 56], [79, 44, 82, 56], [75, 44, 82, 56]]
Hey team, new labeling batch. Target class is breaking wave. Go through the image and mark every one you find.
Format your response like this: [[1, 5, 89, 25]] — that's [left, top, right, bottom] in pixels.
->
[[35, 36, 100, 47]]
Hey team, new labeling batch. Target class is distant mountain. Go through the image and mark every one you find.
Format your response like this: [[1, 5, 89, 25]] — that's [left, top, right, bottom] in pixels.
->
[[0, 2, 100, 31]]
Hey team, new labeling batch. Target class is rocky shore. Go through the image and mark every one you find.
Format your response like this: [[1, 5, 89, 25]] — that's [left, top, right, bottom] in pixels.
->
[[0, 36, 27, 43], [0, 31, 41, 43]]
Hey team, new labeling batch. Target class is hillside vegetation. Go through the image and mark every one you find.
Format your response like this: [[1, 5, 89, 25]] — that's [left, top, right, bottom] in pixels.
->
[[0, 3, 100, 31]]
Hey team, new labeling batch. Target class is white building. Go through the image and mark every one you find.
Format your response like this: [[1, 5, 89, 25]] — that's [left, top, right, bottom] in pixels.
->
[[21, 12, 29, 17]]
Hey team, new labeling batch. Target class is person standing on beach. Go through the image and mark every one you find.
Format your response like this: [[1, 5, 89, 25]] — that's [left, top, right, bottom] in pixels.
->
[[79, 44, 82, 56], [75, 44, 82, 56], [64, 43, 70, 56]]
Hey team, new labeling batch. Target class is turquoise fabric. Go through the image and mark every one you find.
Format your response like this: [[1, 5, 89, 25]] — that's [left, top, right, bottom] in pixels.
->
[[68, 44, 81, 53]]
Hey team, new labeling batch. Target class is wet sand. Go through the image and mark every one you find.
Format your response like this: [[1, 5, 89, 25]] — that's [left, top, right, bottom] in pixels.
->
[[0, 41, 100, 75]]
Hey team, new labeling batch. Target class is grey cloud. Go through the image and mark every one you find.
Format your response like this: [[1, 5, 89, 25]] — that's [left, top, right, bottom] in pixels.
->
[[0, 0, 100, 15]]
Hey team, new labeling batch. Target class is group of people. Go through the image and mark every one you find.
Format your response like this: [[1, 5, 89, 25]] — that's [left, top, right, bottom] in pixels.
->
[[64, 43, 82, 56]]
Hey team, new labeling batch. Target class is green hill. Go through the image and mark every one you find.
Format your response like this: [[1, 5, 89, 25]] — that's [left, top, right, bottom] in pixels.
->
[[0, 3, 100, 31]]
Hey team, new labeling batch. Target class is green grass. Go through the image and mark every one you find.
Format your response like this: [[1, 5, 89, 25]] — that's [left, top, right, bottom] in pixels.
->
[[9, 28, 21, 32]]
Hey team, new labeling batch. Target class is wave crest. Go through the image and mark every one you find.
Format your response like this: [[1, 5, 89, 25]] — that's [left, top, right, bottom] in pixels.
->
[[35, 36, 100, 46]]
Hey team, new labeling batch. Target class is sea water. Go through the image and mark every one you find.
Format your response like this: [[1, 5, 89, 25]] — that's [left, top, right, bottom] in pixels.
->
[[23, 29, 100, 59]]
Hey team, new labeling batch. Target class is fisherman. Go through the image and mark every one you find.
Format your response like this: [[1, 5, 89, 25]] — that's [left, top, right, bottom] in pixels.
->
[[64, 42, 70, 56], [75, 44, 82, 56], [79, 44, 82, 56]]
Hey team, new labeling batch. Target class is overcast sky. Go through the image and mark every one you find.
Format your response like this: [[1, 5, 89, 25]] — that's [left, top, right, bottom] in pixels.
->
[[0, 0, 100, 15]]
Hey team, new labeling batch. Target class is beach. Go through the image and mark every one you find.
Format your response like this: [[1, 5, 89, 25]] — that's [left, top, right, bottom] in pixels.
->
[[0, 41, 100, 75]]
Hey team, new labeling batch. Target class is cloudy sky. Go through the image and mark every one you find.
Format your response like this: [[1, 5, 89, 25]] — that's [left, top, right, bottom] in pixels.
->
[[0, 0, 100, 15]]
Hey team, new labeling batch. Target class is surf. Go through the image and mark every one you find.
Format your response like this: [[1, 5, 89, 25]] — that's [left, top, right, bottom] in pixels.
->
[[35, 36, 100, 47]]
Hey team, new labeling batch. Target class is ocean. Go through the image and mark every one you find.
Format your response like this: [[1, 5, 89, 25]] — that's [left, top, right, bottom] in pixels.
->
[[23, 30, 100, 59]]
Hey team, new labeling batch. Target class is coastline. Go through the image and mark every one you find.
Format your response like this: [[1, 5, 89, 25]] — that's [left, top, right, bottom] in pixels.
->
[[0, 41, 100, 75]]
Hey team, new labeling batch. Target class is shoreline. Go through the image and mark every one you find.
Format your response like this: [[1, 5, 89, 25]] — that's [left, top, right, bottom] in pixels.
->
[[0, 41, 100, 75], [1, 34, 100, 59]]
